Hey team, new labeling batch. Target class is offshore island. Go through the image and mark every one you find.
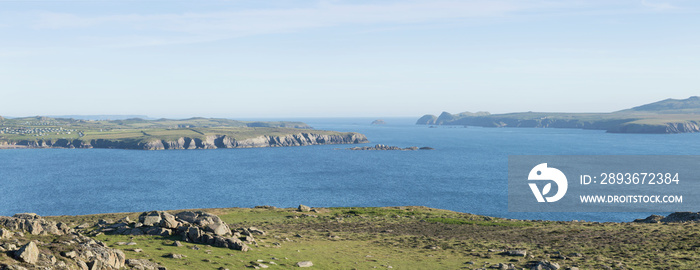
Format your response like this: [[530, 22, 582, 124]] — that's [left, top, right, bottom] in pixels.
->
[[0, 117, 368, 150], [417, 96, 700, 134]]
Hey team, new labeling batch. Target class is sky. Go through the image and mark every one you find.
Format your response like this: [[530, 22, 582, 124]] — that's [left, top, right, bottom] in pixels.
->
[[0, 0, 698, 118]]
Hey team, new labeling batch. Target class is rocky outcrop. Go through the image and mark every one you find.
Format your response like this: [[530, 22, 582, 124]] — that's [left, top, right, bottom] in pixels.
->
[[634, 212, 700, 223], [14, 242, 39, 264], [0, 213, 73, 236], [2, 132, 369, 150], [371, 119, 386, 125], [0, 221, 126, 270], [347, 144, 432, 151], [98, 210, 259, 252]]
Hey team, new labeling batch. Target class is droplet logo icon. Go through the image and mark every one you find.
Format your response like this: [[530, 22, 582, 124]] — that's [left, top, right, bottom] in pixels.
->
[[528, 163, 568, 202]]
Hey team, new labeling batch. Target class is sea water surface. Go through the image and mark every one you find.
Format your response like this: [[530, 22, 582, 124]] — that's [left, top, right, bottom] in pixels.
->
[[1, 117, 699, 222]]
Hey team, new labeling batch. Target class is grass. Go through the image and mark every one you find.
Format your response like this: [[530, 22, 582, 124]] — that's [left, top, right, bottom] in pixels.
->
[[4, 206, 698, 269]]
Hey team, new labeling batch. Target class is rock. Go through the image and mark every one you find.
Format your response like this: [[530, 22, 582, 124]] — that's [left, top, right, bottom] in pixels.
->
[[173, 241, 184, 247], [12, 213, 40, 220], [126, 242, 138, 246], [419, 147, 434, 150], [166, 253, 186, 259], [76, 260, 89, 270], [175, 211, 199, 223], [187, 227, 202, 242], [346, 144, 421, 151], [140, 211, 163, 226], [661, 212, 700, 222], [371, 119, 387, 125], [62, 251, 78, 258], [117, 216, 131, 224], [529, 260, 560, 270], [248, 227, 266, 235], [0, 228, 12, 239], [296, 261, 313, 267], [160, 212, 179, 229], [205, 220, 230, 236], [504, 250, 527, 257], [126, 259, 162, 270], [88, 260, 103, 270], [14, 241, 39, 264], [298, 205, 311, 212], [633, 214, 664, 223]]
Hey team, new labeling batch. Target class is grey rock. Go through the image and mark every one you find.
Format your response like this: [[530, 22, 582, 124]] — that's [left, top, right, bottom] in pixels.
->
[[0, 228, 12, 239], [14, 241, 39, 264], [298, 205, 311, 212], [296, 261, 313, 267], [504, 250, 527, 257], [140, 211, 163, 226]]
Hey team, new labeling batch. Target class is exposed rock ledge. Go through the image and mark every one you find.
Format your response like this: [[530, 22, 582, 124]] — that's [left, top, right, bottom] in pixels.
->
[[0, 132, 369, 150]]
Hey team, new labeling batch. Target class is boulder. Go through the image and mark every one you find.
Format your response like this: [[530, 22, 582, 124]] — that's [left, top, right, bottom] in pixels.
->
[[298, 205, 311, 212], [139, 211, 163, 226], [187, 227, 202, 242], [14, 241, 39, 264], [504, 250, 527, 257], [126, 259, 161, 270], [160, 212, 180, 229], [296, 261, 314, 267], [175, 211, 199, 223], [0, 228, 12, 239]]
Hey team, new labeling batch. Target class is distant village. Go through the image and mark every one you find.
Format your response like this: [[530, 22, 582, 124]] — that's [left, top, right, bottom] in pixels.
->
[[0, 120, 82, 137]]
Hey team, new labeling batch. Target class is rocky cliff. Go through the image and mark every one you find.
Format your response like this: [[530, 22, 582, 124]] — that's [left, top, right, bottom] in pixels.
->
[[1, 132, 369, 150]]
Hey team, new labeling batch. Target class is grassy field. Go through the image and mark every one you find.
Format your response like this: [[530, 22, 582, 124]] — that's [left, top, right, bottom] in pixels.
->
[[12, 206, 693, 269]]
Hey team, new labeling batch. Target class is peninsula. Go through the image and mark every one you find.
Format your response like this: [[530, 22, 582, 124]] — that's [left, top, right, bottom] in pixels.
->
[[417, 96, 700, 134], [0, 117, 368, 150]]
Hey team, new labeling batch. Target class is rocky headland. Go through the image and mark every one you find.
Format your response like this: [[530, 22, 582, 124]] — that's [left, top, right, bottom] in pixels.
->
[[0, 132, 369, 150], [417, 97, 700, 134]]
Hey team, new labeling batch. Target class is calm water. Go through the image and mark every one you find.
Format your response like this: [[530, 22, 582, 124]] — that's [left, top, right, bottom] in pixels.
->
[[1, 117, 699, 222]]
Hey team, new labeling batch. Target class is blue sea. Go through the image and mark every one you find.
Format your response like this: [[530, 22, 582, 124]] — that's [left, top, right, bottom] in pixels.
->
[[1, 117, 699, 222]]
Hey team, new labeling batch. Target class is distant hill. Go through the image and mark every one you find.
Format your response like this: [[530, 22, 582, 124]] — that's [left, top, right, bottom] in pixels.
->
[[417, 97, 700, 134], [618, 96, 700, 114], [46, 115, 153, 120]]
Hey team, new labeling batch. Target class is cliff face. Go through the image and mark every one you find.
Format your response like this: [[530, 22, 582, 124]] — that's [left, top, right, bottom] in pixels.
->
[[2, 133, 369, 150], [608, 121, 700, 134]]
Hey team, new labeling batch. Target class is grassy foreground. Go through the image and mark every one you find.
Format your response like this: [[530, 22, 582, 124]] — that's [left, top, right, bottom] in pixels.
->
[[5, 206, 696, 269]]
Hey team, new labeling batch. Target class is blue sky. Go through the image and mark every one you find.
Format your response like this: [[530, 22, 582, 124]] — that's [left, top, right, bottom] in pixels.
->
[[1, 0, 698, 118]]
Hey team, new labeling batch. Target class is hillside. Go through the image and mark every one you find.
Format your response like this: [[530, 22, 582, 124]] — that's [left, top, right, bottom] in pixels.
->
[[417, 97, 700, 134], [1, 206, 697, 269], [0, 116, 368, 150]]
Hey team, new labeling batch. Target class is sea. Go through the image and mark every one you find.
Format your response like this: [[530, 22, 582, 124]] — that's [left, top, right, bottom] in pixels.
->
[[1, 117, 698, 222]]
